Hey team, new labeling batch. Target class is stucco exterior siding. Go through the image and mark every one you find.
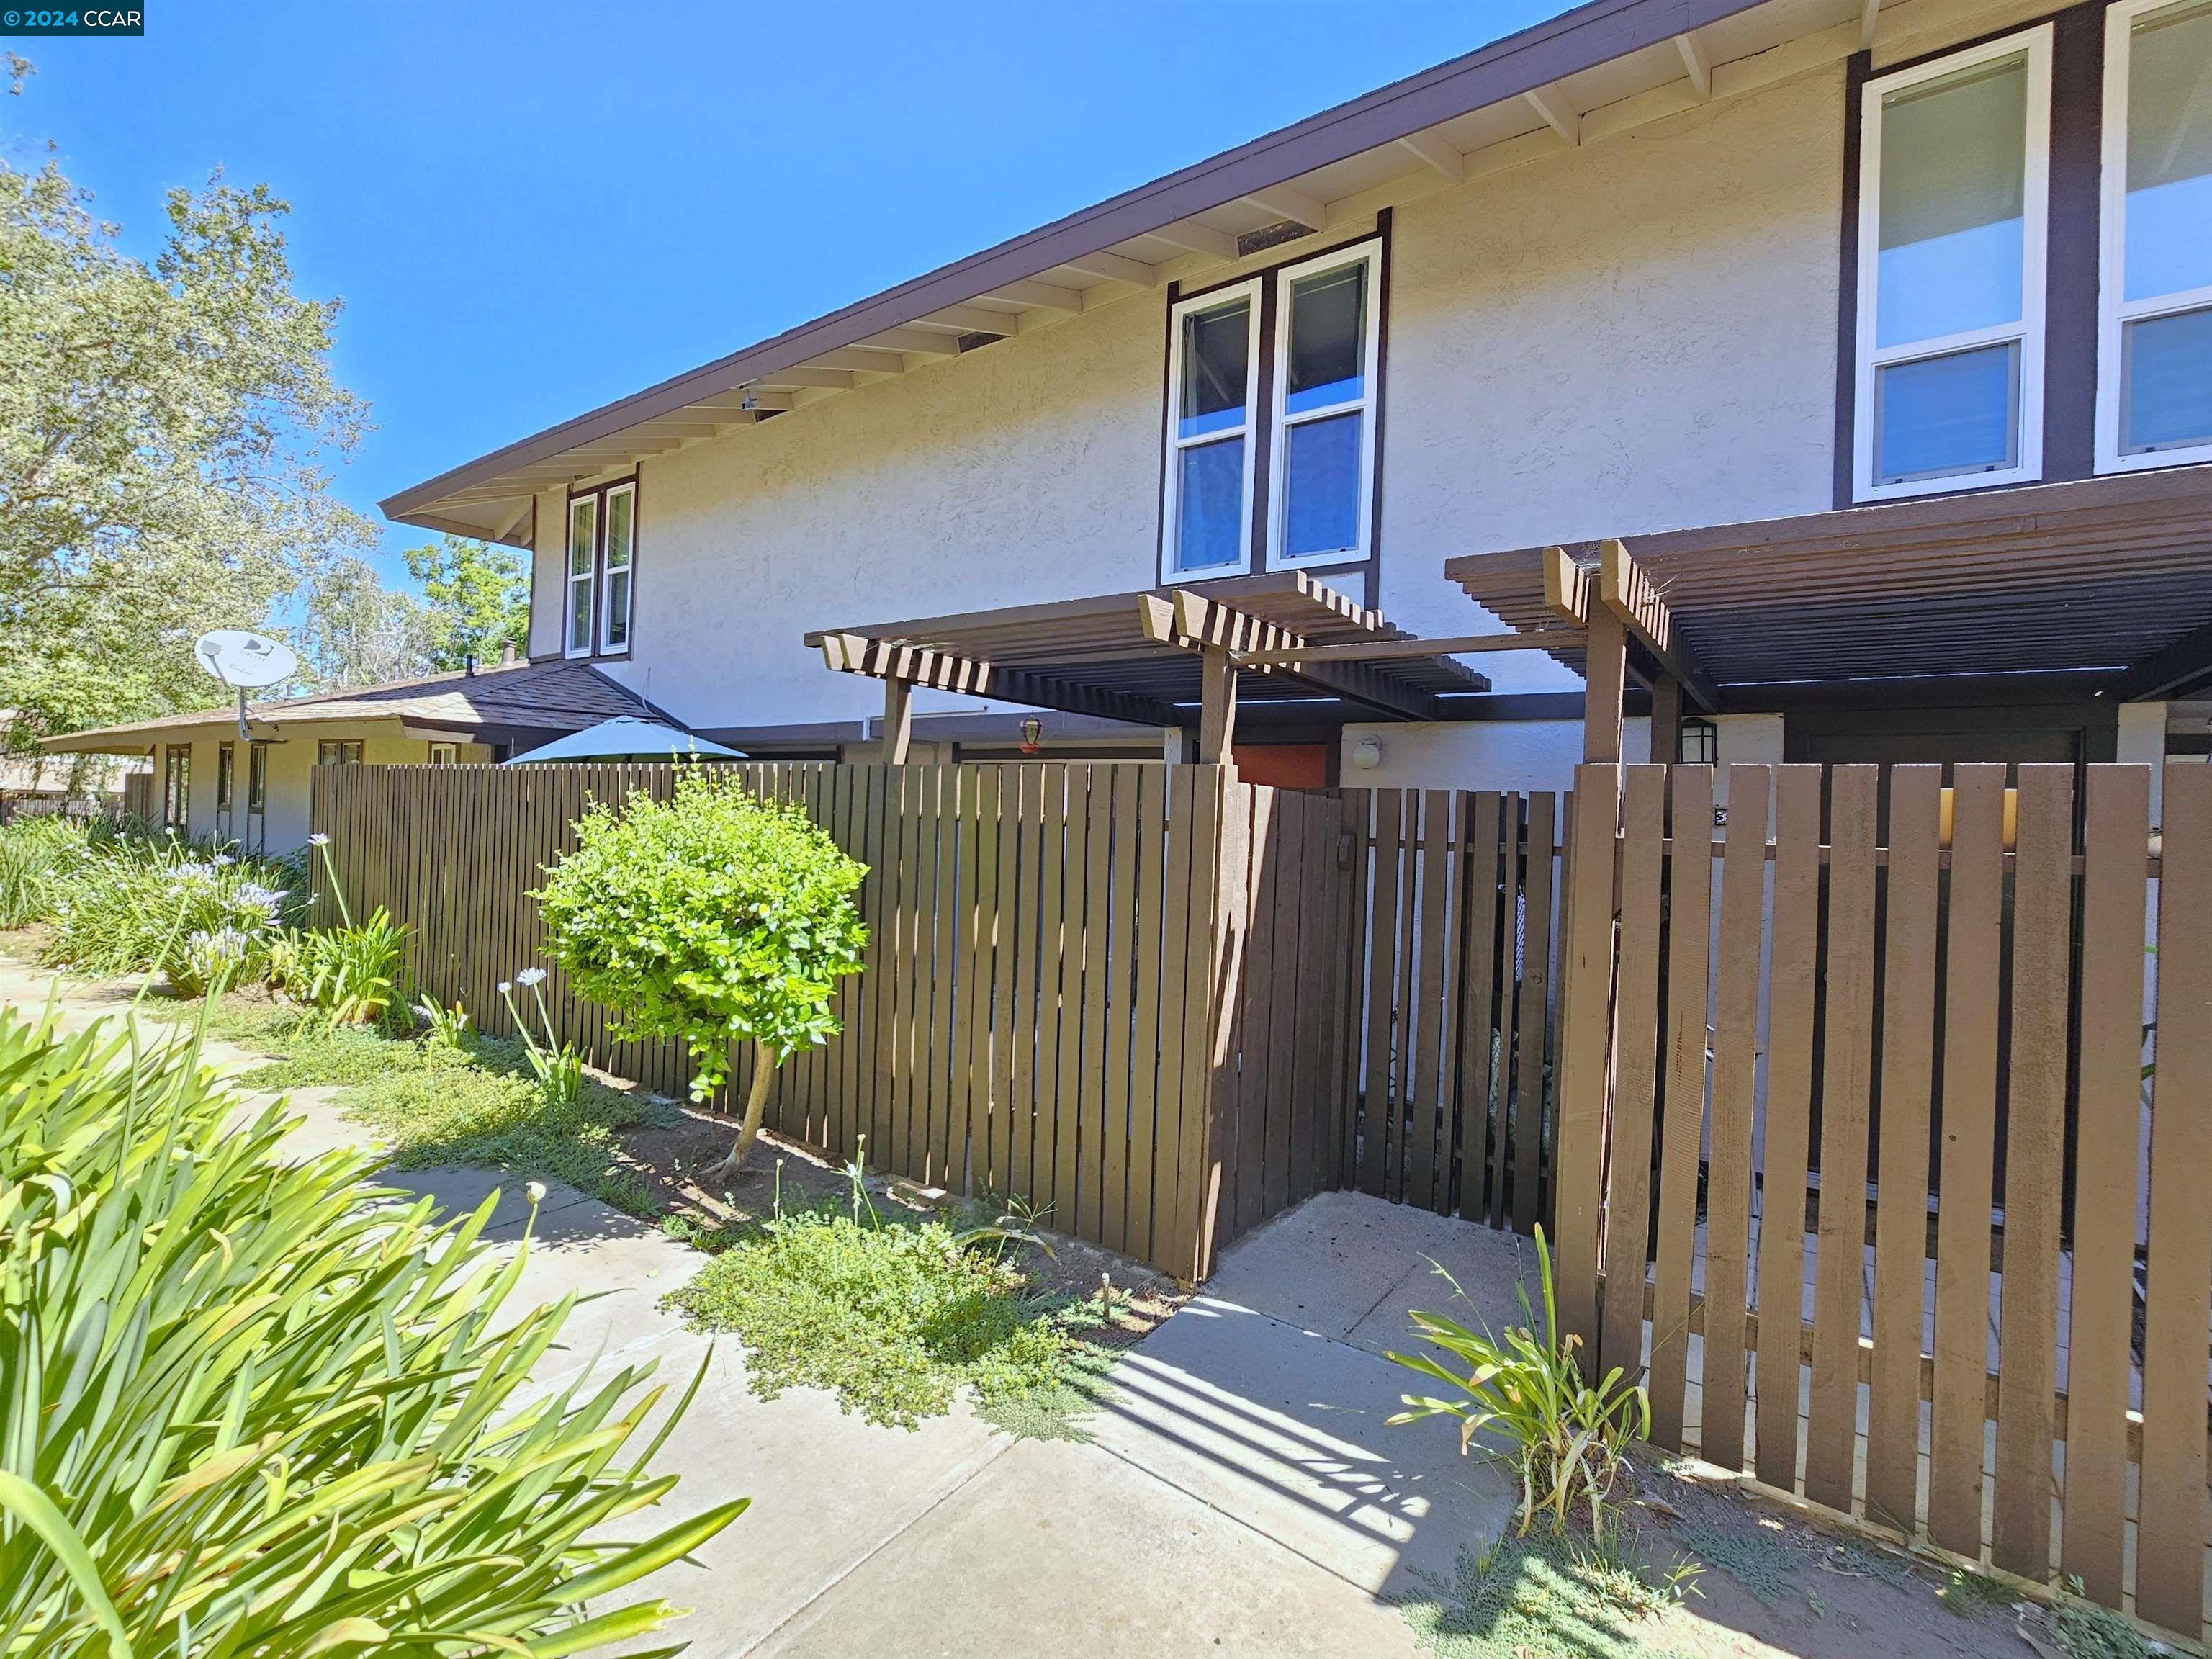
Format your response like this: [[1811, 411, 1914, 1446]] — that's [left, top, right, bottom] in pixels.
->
[[163, 725, 489, 856], [528, 60, 1853, 772]]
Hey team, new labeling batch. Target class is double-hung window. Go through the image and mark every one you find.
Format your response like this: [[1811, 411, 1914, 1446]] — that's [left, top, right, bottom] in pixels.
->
[[1164, 279, 1261, 577], [1161, 237, 1384, 578], [2098, 0, 2212, 471], [1267, 242, 1381, 567], [565, 479, 637, 657], [1853, 30, 2051, 500]]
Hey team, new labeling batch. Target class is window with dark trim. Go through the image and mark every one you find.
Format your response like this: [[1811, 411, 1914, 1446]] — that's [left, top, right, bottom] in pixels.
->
[[246, 742, 268, 814], [1840, 4, 2212, 501], [1160, 232, 1385, 581], [163, 744, 190, 833], [1678, 716, 1720, 765], [216, 742, 235, 837], [317, 739, 362, 767], [565, 477, 637, 658]]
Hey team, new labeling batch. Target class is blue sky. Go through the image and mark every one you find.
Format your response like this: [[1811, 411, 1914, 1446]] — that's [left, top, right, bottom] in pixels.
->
[[9, 1, 1555, 585]]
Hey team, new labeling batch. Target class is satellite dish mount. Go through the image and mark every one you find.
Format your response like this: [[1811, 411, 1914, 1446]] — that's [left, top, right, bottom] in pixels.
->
[[193, 630, 300, 742]]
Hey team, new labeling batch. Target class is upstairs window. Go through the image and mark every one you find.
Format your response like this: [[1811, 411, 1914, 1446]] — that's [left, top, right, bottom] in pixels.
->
[[565, 478, 637, 657], [1164, 279, 1260, 577], [1269, 242, 1380, 567], [1160, 235, 1385, 579], [1853, 30, 2051, 500], [2098, 0, 2212, 470]]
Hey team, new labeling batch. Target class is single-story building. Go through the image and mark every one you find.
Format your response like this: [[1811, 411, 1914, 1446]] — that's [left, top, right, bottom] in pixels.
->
[[43, 656, 667, 853]]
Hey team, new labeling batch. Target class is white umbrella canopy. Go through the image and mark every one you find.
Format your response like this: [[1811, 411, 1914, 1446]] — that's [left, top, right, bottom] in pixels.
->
[[503, 717, 745, 765]]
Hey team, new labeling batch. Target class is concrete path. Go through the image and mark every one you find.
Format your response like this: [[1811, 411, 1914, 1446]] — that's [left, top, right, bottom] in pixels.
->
[[0, 956, 1521, 1656]]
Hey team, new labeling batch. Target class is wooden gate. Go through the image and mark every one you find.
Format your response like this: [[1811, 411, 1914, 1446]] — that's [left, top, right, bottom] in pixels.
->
[[1552, 760, 2209, 1633]]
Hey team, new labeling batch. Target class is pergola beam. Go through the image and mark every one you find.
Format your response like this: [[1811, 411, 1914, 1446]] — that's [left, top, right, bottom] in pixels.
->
[[2115, 616, 2212, 701], [1231, 628, 1585, 667], [1146, 590, 1444, 723], [820, 631, 1182, 732], [1596, 539, 1721, 711]]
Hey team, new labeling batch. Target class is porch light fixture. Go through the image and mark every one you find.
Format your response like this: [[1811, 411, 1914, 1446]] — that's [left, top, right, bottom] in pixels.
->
[[1019, 716, 1045, 755], [1350, 735, 1386, 770], [1678, 716, 1719, 766]]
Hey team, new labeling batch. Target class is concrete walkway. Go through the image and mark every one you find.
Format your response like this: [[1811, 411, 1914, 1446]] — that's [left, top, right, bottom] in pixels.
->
[[0, 956, 1521, 1657]]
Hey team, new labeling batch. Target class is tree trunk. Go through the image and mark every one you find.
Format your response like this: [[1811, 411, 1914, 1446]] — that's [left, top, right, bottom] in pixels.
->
[[711, 1039, 778, 1176]]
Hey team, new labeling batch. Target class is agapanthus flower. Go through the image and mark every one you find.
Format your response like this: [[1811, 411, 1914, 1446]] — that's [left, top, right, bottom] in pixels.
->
[[516, 966, 547, 987], [308, 832, 331, 848]]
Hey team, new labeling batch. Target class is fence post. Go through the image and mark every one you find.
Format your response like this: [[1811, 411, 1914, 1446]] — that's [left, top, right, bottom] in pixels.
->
[[1550, 761, 1619, 1362]]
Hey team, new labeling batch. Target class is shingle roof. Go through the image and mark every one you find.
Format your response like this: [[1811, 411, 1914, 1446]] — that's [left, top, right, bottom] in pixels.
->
[[42, 658, 670, 753]]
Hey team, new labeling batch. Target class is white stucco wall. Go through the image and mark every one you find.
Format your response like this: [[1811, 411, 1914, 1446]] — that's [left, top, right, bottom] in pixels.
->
[[163, 725, 488, 856], [522, 58, 1852, 749]]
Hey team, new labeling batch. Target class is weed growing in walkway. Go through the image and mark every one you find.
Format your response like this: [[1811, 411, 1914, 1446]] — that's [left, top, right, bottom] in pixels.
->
[[667, 1157, 1112, 1431], [1402, 1527, 1696, 1659]]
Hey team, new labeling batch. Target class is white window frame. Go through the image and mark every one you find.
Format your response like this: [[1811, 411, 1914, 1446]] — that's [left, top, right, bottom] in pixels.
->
[[2096, 0, 2212, 473], [1160, 277, 1262, 581], [598, 480, 637, 655], [1265, 238, 1383, 571], [565, 493, 599, 660], [1852, 27, 2052, 503]]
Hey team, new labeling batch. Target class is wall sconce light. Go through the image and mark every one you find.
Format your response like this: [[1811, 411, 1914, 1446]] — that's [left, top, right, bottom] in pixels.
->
[[1349, 735, 1386, 770], [1019, 716, 1045, 756]]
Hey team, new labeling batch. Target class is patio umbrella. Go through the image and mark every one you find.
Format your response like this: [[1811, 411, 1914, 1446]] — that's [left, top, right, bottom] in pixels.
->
[[503, 716, 745, 764]]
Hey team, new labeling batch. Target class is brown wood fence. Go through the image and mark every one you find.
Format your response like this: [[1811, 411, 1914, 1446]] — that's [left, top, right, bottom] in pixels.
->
[[310, 760, 1354, 1282], [1554, 760, 2208, 1633], [1339, 788, 1565, 1229]]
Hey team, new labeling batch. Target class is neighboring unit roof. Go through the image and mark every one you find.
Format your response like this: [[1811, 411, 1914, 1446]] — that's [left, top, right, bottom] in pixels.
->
[[42, 657, 670, 754], [809, 570, 1493, 728], [1444, 465, 2212, 701], [382, 0, 1879, 541]]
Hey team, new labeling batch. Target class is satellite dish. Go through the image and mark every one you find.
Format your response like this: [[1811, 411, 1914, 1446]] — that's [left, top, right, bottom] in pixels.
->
[[195, 630, 299, 690]]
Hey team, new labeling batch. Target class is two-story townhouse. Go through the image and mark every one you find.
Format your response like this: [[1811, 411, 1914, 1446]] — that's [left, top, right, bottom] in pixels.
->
[[58, 0, 2212, 840]]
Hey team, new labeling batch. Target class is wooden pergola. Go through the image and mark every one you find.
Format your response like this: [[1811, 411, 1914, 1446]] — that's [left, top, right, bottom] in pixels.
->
[[1444, 464, 2212, 764], [804, 570, 1519, 763]]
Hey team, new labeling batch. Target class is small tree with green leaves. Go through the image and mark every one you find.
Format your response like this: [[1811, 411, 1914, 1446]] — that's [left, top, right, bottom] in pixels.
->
[[535, 770, 868, 1174]]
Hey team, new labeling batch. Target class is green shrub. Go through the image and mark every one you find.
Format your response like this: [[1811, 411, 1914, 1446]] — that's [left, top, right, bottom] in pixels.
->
[[0, 816, 99, 927], [40, 833, 305, 990], [0, 1004, 745, 1655], [1388, 1228, 1650, 1539], [536, 770, 867, 1173]]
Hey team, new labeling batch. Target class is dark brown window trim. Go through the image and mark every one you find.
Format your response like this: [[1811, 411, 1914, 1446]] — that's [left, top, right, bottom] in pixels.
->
[[1156, 210, 1393, 601], [1834, 1, 2112, 510], [563, 472, 639, 662]]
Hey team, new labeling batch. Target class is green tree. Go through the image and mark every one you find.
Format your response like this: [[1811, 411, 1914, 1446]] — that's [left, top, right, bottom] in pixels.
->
[[0, 78, 367, 750], [295, 554, 442, 690], [535, 771, 869, 1174], [404, 534, 530, 670]]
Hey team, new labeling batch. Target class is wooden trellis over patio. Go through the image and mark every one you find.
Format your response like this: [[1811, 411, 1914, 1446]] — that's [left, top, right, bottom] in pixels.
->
[[805, 569, 1505, 762]]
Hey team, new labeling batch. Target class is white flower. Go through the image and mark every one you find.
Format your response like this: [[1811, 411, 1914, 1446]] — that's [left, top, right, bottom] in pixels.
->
[[516, 966, 547, 987], [212, 853, 235, 867], [497, 981, 512, 995], [307, 832, 331, 848], [525, 1181, 547, 1205]]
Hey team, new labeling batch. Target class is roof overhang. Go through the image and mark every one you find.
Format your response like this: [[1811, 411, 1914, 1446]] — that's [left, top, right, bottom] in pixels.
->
[[806, 570, 1495, 729], [382, 0, 1903, 543], [1444, 466, 2212, 707]]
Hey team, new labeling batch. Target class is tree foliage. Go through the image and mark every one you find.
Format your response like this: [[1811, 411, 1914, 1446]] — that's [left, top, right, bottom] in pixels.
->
[[0, 96, 368, 747], [534, 771, 868, 1169], [404, 535, 530, 671], [295, 554, 442, 691]]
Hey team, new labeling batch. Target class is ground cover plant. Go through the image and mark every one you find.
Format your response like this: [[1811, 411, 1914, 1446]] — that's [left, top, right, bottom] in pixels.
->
[[0, 999, 745, 1655], [535, 770, 866, 1173], [666, 1151, 1114, 1433]]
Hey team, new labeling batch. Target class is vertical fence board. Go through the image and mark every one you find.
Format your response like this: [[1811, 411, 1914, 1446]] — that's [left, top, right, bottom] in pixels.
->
[[1457, 793, 1504, 1226], [1754, 765, 1822, 1492], [1600, 768, 1668, 1377], [2060, 765, 2149, 1606], [1553, 767, 1619, 1351], [1410, 791, 1454, 1215], [1076, 770, 1113, 1244], [1513, 793, 1557, 1239], [1102, 766, 1141, 1255], [1156, 765, 1201, 1277], [1702, 766, 1770, 1475], [1234, 788, 1278, 1238], [1866, 766, 1941, 1537], [1127, 766, 1167, 1264], [1005, 768, 1042, 1206], [1929, 763, 2008, 1558], [1361, 791, 1403, 1197], [1649, 765, 1714, 1450], [2136, 763, 2212, 1635], [1807, 765, 1879, 1514], [1264, 796, 1305, 1220]]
